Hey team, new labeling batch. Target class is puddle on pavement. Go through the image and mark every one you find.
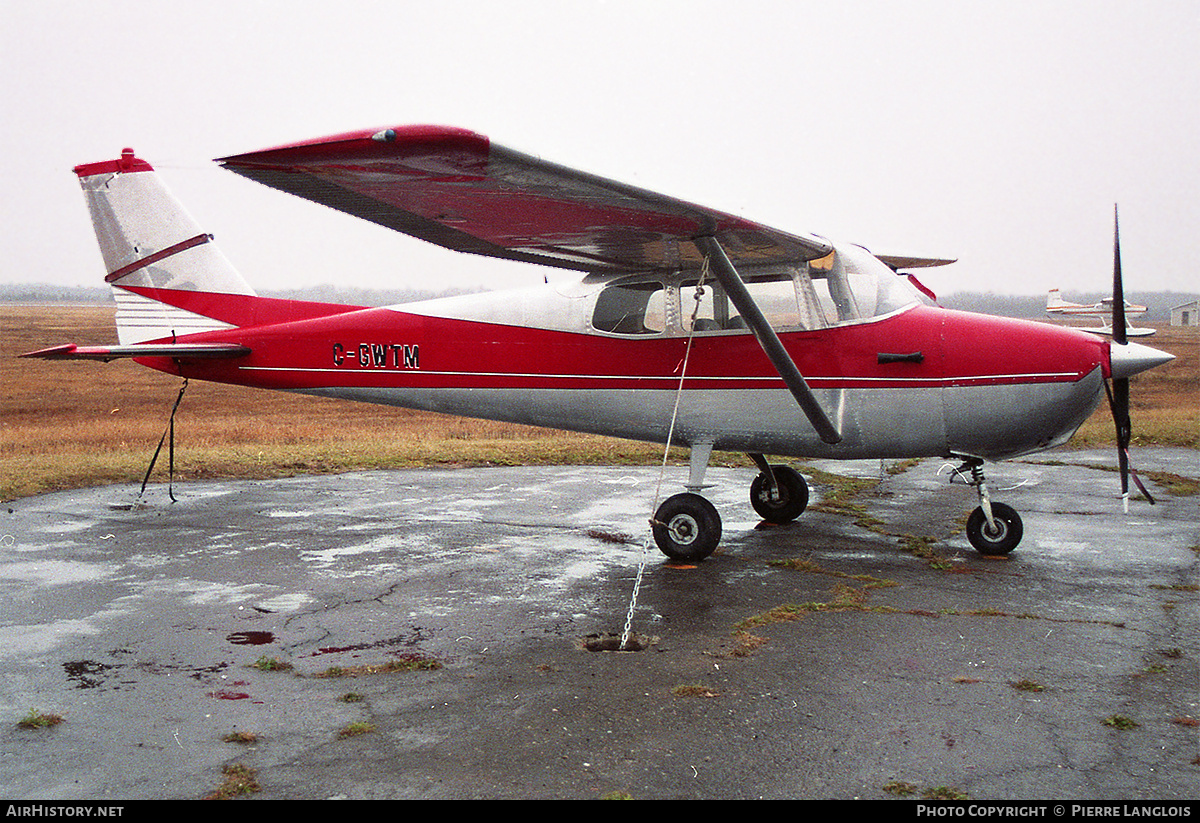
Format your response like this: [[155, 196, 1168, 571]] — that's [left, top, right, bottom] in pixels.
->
[[63, 660, 113, 689], [226, 631, 275, 645]]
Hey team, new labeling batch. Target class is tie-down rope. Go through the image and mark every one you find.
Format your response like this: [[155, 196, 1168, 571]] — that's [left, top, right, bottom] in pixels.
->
[[619, 256, 710, 650], [134, 378, 189, 507]]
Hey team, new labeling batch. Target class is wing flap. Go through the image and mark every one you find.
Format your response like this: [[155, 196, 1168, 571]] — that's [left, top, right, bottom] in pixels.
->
[[217, 126, 832, 274], [21, 343, 251, 362]]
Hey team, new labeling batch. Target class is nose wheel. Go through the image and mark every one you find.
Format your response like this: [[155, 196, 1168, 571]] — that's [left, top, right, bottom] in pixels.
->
[[954, 458, 1024, 556], [965, 501, 1023, 555]]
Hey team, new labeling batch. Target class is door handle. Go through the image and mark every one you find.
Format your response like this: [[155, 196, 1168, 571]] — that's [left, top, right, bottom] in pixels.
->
[[877, 351, 925, 364]]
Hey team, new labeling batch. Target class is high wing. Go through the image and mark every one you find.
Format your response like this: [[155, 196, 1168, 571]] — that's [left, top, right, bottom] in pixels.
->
[[217, 125, 833, 274]]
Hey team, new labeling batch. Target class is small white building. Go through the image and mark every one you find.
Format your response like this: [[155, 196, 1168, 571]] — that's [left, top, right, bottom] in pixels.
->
[[1170, 299, 1199, 326]]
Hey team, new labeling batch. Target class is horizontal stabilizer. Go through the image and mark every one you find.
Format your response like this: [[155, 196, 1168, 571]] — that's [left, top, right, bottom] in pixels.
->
[[875, 254, 956, 271], [20, 342, 251, 362]]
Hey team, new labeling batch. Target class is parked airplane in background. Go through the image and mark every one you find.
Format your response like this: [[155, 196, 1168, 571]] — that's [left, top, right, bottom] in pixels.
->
[[1046, 288, 1155, 337], [23, 126, 1175, 561]]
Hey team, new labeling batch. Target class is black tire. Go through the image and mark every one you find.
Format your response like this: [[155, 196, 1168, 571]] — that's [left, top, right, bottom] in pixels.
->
[[749, 465, 809, 523], [966, 502, 1023, 555], [651, 493, 722, 562]]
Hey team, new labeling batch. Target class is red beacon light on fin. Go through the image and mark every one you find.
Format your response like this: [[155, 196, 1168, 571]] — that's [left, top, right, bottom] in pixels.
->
[[74, 148, 154, 177]]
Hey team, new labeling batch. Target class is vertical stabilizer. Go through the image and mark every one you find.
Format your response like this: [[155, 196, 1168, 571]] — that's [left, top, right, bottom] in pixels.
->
[[74, 150, 256, 344]]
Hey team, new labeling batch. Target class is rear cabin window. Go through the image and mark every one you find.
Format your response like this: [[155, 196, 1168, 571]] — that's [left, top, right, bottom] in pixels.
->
[[591, 282, 666, 335]]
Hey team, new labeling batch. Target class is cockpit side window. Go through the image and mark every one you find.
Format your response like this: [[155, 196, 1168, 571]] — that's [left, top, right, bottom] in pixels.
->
[[681, 266, 828, 333], [592, 281, 666, 335], [590, 250, 921, 337]]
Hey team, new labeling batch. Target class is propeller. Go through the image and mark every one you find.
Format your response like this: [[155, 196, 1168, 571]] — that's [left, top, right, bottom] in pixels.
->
[[1105, 205, 1154, 512]]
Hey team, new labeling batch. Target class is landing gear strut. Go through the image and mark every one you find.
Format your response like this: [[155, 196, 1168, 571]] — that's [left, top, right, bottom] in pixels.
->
[[955, 458, 1023, 556]]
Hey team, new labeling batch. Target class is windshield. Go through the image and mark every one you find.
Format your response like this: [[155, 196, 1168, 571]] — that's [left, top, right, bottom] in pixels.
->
[[809, 244, 924, 323]]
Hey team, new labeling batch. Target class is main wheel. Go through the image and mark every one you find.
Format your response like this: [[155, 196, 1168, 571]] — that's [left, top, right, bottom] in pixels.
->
[[965, 502, 1023, 555], [749, 465, 809, 523], [651, 493, 722, 562]]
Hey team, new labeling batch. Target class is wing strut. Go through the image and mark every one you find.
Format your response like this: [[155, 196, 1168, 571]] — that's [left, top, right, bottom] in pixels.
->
[[694, 236, 842, 445]]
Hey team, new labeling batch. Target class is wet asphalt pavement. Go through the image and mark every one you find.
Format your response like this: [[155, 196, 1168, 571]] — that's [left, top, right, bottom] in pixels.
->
[[1, 449, 1197, 800]]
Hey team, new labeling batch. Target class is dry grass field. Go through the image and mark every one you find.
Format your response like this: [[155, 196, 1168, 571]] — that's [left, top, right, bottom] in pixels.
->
[[1, 305, 687, 501], [2, 304, 1195, 501]]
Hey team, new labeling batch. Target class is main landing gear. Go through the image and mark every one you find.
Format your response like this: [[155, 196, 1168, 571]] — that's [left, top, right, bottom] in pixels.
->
[[650, 450, 808, 563]]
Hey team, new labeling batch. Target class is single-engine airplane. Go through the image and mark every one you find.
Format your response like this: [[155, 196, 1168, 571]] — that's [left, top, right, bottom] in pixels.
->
[[23, 126, 1175, 561], [1046, 288, 1155, 337]]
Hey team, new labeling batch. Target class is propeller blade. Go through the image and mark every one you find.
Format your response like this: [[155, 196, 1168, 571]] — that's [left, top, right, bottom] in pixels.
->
[[1111, 205, 1129, 505], [1113, 375, 1131, 504], [1112, 205, 1127, 346], [1102, 377, 1155, 510], [1104, 206, 1156, 510]]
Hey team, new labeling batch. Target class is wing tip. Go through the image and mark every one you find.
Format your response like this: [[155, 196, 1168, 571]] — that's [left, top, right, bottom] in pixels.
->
[[216, 125, 489, 167], [876, 254, 958, 271]]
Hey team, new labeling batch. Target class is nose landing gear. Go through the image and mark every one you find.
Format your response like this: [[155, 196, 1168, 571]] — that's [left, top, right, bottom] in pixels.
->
[[953, 457, 1023, 556]]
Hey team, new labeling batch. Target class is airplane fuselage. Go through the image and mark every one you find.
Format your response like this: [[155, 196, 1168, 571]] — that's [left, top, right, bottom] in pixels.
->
[[128, 281, 1111, 463], [30, 133, 1177, 560]]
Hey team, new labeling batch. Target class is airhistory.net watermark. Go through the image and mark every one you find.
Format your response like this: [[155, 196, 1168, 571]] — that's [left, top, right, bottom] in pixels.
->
[[5, 808, 124, 818]]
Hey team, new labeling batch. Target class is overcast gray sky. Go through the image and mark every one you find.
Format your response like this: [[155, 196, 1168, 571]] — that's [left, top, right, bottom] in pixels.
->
[[2, 0, 1197, 296]]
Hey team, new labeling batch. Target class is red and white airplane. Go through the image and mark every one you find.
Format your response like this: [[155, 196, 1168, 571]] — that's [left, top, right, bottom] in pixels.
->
[[24, 126, 1175, 561], [1046, 288, 1155, 337]]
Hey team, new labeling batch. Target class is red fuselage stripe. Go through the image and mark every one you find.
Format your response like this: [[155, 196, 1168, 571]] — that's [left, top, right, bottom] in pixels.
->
[[232, 365, 1084, 391]]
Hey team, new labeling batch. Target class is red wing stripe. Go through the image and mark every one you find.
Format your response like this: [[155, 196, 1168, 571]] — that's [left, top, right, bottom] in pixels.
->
[[105, 234, 212, 283]]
